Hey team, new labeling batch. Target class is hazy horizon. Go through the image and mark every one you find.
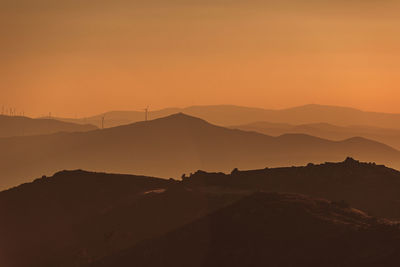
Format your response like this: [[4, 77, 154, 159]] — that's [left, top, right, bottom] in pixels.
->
[[2, 0, 400, 117], [3, 103, 400, 119]]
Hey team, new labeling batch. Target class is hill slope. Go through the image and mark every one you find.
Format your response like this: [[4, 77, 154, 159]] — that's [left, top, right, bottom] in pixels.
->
[[0, 115, 97, 138], [92, 192, 400, 267], [57, 104, 400, 129], [1, 113, 399, 189]]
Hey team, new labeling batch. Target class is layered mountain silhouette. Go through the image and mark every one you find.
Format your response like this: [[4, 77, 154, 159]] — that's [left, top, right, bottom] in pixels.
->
[[231, 121, 400, 150], [56, 104, 400, 129], [1, 113, 400, 190], [0, 115, 97, 138], [2, 162, 400, 267]]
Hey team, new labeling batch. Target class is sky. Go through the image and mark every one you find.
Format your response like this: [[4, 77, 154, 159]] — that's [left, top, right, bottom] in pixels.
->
[[1, 0, 400, 117]]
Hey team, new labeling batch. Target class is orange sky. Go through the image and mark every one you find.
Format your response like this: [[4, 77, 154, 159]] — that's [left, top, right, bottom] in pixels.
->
[[1, 0, 400, 117]]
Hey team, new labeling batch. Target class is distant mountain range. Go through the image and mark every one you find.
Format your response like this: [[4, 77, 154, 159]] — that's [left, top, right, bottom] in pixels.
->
[[231, 121, 400, 150], [1, 113, 399, 190], [54, 104, 400, 129], [1, 159, 400, 267], [0, 115, 97, 138]]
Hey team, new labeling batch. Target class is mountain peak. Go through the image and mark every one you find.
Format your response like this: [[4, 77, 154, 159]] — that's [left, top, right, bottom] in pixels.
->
[[146, 112, 211, 126], [157, 112, 201, 120]]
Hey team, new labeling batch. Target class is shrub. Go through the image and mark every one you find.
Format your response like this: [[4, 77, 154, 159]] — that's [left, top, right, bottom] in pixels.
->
[[231, 168, 239, 175]]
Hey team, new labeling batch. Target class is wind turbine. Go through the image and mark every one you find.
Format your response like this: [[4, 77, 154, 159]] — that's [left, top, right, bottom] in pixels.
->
[[144, 106, 149, 121]]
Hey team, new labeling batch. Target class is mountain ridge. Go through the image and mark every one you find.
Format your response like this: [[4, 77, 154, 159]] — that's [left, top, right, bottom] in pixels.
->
[[231, 120, 400, 150], [0, 115, 97, 138], [53, 104, 400, 129], [0, 113, 399, 190]]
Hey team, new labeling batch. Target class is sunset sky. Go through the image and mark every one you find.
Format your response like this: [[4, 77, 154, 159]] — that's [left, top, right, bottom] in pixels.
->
[[1, 0, 400, 117]]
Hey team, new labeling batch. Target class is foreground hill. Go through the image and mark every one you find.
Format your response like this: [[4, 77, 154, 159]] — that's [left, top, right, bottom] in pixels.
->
[[2, 160, 400, 266], [231, 121, 400, 150], [92, 192, 400, 267], [0, 115, 97, 138], [0, 170, 241, 267], [57, 104, 400, 129], [1, 113, 400, 189], [183, 158, 400, 219]]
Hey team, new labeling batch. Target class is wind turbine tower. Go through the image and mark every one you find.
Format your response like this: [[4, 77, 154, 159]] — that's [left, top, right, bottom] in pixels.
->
[[144, 106, 149, 121]]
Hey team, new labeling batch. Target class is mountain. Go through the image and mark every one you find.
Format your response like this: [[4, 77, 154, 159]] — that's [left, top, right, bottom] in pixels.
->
[[0, 115, 97, 138], [92, 192, 400, 267], [1, 113, 400, 190], [231, 121, 400, 150], [55, 104, 400, 129], [2, 161, 400, 267]]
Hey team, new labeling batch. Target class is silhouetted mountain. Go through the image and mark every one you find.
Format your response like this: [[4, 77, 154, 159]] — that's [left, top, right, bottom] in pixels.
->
[[1, 113, 400, 190], [231, 121, 400, 150], [0, 115, 97, 138], [3, 160, 400, 266], [92, 192, 400, 267], [57, 104, 400, 129]]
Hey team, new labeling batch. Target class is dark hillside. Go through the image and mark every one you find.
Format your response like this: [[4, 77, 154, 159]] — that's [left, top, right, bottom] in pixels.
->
[[0, 171, 240, 267], [92, 192, 400, 267], [183, 158, 400, 219]]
